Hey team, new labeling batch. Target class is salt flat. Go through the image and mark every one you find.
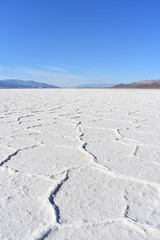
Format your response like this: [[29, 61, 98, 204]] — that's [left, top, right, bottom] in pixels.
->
[[0, 89, 160, 240]]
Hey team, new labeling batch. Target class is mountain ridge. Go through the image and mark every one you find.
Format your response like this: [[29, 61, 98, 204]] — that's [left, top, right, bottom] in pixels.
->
[[0, 79, 59, 88], [112, 80, 160, 89]]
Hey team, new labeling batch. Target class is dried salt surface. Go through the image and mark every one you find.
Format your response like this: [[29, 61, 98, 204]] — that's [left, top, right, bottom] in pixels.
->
[[0, 89, 160, 240]]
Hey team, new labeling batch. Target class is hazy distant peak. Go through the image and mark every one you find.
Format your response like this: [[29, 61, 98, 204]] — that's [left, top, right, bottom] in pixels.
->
[[77, 83, 114, 88]]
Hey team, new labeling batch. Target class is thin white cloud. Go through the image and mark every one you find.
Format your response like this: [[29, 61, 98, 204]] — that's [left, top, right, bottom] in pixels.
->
[[0, 65, 116, 87], [46, 65, 67, 72], [0, 65, 90, 87]]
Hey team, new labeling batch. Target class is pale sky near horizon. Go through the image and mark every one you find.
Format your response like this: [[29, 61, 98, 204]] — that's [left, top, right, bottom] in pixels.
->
[[0, 0, 160, 87]]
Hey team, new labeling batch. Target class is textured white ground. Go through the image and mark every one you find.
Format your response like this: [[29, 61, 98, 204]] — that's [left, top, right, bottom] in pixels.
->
[[0, 89, 160, 240]]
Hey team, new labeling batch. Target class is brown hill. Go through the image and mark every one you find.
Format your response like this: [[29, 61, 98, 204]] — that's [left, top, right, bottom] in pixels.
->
[[113, 80, 160, 89]]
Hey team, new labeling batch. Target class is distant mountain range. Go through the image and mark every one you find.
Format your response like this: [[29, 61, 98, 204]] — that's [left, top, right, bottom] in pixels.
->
[[78, 83, 114, 88], [0, 79, 59, 88], [1, 79, 160, 89], [113, 80, 160, 89], [78, 80, 160, 89]]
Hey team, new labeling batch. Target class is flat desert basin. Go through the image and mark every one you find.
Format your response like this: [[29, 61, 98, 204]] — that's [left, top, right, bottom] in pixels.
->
[[0, 89, 160, 240]]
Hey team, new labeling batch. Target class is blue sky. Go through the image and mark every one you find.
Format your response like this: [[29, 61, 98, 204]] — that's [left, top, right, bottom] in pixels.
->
[[0, 0, 160, 87]]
